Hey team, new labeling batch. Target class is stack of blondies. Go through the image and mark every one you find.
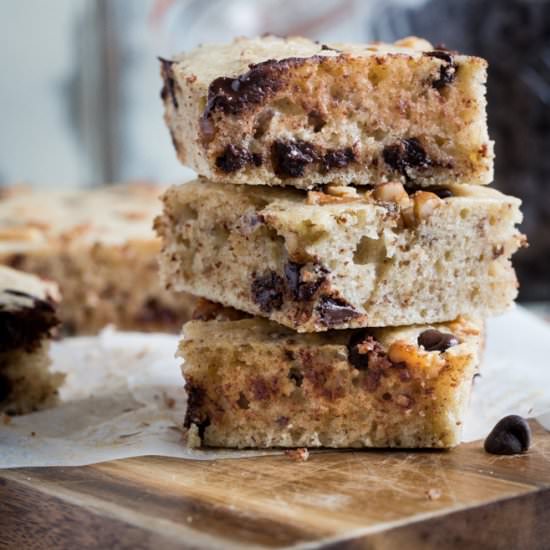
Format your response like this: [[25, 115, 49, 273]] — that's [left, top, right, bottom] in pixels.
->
[[156, 35, 525, 449]]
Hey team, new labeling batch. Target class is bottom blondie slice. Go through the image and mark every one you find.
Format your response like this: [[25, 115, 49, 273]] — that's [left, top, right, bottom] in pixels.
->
[[180, 315, 482, 449], [0, 267, 64, 414]]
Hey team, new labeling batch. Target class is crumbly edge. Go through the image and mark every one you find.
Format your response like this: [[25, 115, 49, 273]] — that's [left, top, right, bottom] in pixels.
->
[[0, 342, 64, 415]]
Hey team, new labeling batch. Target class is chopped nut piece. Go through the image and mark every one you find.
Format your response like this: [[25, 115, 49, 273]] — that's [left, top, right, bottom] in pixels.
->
[[324, 184, 359, 198], [373, 181, 409, 206], [306, 191, 361, 205], [413, 191, 443, 221]]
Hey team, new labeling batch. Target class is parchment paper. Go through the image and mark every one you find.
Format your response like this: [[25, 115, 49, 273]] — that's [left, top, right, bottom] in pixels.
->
[[1, 306, 549, 468]]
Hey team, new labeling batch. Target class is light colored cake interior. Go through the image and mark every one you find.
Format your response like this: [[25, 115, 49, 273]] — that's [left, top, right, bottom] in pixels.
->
[[157, 179, 524, 332]]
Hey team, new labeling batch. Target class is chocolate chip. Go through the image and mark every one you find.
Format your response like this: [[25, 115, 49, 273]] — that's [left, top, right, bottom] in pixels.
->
[[284, 261, 329, 302], [425, 51, 457, 90], [0, 291, 59, 353], [251, 271, 284, 313], [322, 147, 356, 172], [236, 392, 250, 409], [215, 145, 261, 173], [272, 140, 319, 178], [288, 366, 304, 387], [417, 329, 459, 352], [317, 296, 360, 326], [383, 138, 431, 176], [347, 330, 371, 370], [196, 417, 211, 440], [158, 57, 178, 109], [184, 382, 210, 439], [484, 415, 531, 455]]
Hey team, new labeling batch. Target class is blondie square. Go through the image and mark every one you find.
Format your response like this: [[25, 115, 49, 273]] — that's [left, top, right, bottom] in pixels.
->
[[0, 183, 195, 334], [161, 35, 492, 189], [181, 314, 482, 448], [157, 179, 524, 332]]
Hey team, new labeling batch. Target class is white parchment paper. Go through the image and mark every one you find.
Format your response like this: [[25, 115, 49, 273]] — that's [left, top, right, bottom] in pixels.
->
[[1, 306, 549, 468]]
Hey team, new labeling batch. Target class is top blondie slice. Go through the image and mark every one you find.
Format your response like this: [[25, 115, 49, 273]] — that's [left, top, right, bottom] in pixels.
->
[[161, 35, 492, 189]]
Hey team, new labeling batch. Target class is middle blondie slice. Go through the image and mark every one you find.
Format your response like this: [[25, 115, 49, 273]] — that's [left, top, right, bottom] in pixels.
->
[[157, 179, 524, 332]]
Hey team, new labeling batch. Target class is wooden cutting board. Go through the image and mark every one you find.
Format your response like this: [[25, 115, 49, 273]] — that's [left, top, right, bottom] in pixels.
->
[[1, 421, 549, 549]]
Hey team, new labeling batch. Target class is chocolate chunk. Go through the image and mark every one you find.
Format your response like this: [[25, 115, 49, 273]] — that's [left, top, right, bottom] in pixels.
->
[[183, 382, 210, 439], [195, 417, 211, 440], [203, 57, 313, 120], [288, 366, 304, 387], [284, 261, 329, 302], [215, 145, 262, 173], [236, 392, 250, 409], [484, 415, 531, 455], [322, 147, 356, 172], [272, 140, 318, 178], [417, 329, 459, 352], [316, 296, 360, 326], [383, 138, 431, 176], [347, 330, 372, 370], [158, 57, 178, 109], [348, 333, 393, 393], [0, 291, 58, 353], [425, 51, 457, 90], [251, 271, 284, 313]]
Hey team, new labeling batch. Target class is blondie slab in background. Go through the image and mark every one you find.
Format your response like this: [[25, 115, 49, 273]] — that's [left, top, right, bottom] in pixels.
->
[[157, 180, 524, 332], [0, 183, 195, 334], [161, 35, 492, 189], [0, 266, 63, 415], [180, 315, 482, 449]]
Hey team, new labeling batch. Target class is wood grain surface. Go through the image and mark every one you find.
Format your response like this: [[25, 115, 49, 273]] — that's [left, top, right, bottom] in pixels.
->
[[1, 421, 549, 549]]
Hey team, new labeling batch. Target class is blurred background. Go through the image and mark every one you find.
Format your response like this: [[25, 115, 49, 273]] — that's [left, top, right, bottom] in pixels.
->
[[0, 0, 548, 301]]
